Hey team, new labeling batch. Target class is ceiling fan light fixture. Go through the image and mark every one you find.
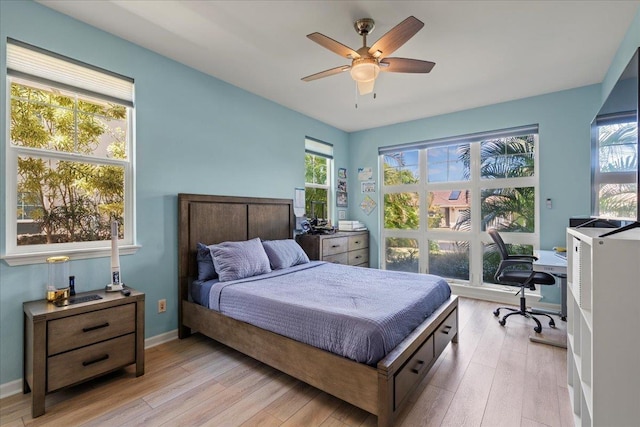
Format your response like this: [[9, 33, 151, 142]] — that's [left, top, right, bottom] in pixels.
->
[[350, 57, 379, 83]]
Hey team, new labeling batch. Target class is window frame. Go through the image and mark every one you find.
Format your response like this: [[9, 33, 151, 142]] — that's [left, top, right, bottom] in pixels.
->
[[3, 40, 138, 266], [591, 112, 638, 220], [379, 126, 540, 286], [304, 137, 333, 221]]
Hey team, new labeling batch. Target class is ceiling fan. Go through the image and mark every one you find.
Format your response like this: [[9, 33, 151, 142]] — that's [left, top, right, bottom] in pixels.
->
[[302, 16, 435, 96]]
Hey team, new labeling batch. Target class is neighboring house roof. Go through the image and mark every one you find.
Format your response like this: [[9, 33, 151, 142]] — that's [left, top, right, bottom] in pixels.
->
[[430, 190, 470, 208]]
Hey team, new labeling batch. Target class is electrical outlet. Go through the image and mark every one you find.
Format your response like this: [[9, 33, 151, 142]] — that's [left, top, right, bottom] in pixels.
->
[[158, 299, 166, 313]]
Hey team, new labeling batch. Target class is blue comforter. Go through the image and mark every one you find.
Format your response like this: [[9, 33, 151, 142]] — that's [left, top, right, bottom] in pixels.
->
[[202, 261, 451, 365]]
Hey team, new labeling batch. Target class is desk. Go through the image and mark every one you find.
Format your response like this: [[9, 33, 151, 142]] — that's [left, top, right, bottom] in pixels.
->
[[533, 250, 567, 320], [530, 250, 567, 348]]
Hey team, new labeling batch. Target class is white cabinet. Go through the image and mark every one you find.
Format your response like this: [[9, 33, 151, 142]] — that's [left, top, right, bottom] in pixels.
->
[[566, 227, 640, 427]]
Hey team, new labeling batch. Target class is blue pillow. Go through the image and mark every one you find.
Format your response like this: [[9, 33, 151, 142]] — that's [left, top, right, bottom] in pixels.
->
[[210, 238, 272, 282], [262, 239, 310, 269], [196, 242, 217, 281]]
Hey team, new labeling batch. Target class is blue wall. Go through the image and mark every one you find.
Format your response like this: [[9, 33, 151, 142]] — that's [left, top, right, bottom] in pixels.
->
[[1, 0, 638, 388], [0, 0, 348, 386]]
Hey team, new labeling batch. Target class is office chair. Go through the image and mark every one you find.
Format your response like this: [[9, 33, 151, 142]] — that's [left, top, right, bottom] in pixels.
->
[[488, 228, 556, 333]]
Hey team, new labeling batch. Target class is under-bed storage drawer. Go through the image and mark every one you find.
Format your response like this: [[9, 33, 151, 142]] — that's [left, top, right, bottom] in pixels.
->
[[394, 334, 434, 409], [434, 308, 457, 356]]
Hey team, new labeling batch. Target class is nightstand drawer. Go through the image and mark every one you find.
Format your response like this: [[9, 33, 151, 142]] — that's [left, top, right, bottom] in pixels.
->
[[348, 248, 369, 265], [348, 234, 368, 251], [322, 237, 348, 256], [47, 333, 135, 392], [48, 304, 136, 355], [323, 252, 349, 264]]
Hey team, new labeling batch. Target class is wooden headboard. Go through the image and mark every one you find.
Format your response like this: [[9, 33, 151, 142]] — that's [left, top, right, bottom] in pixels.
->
[[177, 193, 294, 325]]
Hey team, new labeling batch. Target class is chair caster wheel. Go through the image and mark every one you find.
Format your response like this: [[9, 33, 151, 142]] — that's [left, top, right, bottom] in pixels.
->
[[493, 310, 500, 317], [534, 326, 542, 333], [549, 321, 556, 328], [499, 319, 506, 327], [561, 316, 566, 321]]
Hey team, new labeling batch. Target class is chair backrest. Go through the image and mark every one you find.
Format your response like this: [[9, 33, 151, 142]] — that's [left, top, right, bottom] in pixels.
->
[[487, 228, 509, 260]]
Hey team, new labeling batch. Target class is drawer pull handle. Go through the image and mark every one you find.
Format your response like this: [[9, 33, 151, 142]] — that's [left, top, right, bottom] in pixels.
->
[[355, 255, 362, 259], [354, 240, 360, 244], [410, 360, 425, 374], [441, 325, 452, 334], [83, 322, 110, 333], [82, 354, 109, 366], [331, 244, 340, 248]]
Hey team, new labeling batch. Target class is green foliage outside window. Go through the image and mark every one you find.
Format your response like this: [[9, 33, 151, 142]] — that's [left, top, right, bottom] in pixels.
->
[[596, 123, 638, 219], [11, 81, 127, 245], [304, 153, 329, 218], [383, 135, 537, 279]]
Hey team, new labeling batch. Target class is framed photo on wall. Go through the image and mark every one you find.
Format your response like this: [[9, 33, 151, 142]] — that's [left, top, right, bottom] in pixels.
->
[[336, 191, 348, 207]]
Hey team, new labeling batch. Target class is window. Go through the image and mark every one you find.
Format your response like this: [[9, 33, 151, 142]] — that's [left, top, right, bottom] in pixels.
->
[[380, 125, 539, 286], [592, 113, 638, 220], [5, 39, 135, 264], [304, 138, 333, 220]]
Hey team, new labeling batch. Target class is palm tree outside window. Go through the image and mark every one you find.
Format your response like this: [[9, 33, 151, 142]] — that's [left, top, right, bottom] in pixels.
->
[[380, 125, 539, 287]]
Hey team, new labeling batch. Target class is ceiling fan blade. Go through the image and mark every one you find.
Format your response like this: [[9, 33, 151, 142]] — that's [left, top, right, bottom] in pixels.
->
[[380, 58, 435, 73], [302, 65, 351, 82], [368, 16, 424, 59], [307, 32, 360, 59]]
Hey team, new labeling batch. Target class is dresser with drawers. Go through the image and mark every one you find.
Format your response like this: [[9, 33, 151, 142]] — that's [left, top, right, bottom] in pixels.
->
[[296, 230, 369, 267], [23, 287, 145, 417]]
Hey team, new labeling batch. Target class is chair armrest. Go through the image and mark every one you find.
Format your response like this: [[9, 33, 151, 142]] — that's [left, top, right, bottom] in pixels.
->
[[505, 254, 538, 262]]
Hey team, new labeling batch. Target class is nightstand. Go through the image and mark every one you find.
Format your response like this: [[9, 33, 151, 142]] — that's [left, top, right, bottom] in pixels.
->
[[23, 288, 145, 417]]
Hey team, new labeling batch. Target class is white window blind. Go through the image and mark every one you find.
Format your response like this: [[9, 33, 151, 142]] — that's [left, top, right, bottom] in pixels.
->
[[305, 137, 333, 159], [378, 124, 539, 154], [6, 38, 134, 107]]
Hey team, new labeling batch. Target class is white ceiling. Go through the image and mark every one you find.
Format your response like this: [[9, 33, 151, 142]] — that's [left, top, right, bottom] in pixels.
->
[[37, 1, 640, 132]]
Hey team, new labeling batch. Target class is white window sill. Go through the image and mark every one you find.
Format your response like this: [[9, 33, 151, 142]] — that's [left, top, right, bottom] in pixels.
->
[[1, 245, 141, 266]]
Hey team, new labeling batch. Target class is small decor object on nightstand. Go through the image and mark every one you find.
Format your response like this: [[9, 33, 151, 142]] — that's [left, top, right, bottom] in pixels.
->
[[46, 256, 70, 302], [106, 220, 124, 292]]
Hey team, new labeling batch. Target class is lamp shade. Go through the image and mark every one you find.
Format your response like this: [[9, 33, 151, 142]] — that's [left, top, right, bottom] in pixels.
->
[[350, 58, 380, 83], [357, 80, 375, 95]]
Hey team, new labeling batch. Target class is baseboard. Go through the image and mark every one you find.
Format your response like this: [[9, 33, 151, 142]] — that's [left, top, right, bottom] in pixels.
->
[[0, 379, 22, 400], [0, 329, 179, 399], [144, 328, 179, 349]]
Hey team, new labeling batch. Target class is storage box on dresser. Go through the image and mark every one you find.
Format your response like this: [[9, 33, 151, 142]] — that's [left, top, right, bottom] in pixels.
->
[[23, 288, 145, 417], [296, 230, 369, 267], [566, 227, 640, 427]]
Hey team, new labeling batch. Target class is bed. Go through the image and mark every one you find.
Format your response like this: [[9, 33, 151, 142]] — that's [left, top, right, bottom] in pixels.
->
[[178, 193, 458, 426]]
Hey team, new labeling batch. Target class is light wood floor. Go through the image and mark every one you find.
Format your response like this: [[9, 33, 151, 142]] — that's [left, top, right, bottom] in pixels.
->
[[1, 297, 573, 427]]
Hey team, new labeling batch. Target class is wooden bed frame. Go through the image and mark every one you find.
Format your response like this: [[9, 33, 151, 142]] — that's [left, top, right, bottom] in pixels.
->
[[178, 193, 458, 426]]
